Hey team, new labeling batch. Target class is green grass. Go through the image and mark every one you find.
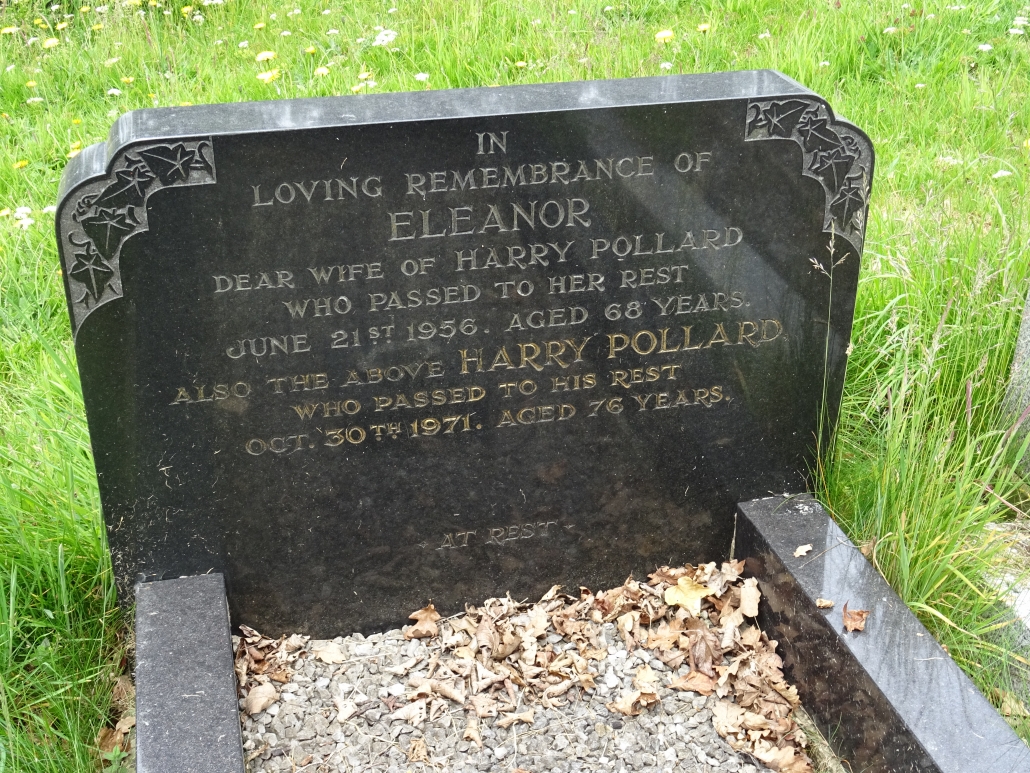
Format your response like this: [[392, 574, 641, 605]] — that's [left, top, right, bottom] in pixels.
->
[[0, 0, 1029, 769]]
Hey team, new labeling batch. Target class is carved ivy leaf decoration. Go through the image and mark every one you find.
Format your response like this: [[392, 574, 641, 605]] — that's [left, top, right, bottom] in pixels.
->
[[80, 207, 139, 259], [190, 141, 215, 177], [795, 113, 841, 151], [69, 245, 115, 302], [756, 100, 810, 138], [808, 147, 855, 193], [74, 193, 100, 222], [96, 163, 155, 208], [830, 176, 866, 232], [139, 143, 197, 185]]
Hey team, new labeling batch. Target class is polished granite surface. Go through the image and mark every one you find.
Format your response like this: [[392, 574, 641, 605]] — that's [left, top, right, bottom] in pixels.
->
[[737, 495, 1030, 773], [135, 574, 244, 773]]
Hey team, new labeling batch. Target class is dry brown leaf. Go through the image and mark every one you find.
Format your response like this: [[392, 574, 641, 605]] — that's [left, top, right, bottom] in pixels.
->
[[268, 669, 290, 683], [244, 683, 278, 715], [312, 641, 347, 664], [472, 662, 506, 694], [616, 610, 638, 649], [705, 560, 745, 597], [282, 633, 307, 652], [405, 603, 441, 640], [739, 578, 761, 618], [712, 699, 746, 737], [469, 693, 498, 718], [497, 708, 535, 728], [793, 544, 813, 558], [385, 656, 422, 676], [390, 698, 427, 725], [605, 689, 658, 716], [632, 664, 660, 692], [739, 625, 762, 648], [111, 675, 134, 712], [753, 738, 814, 773], [406, 737, 430, 763], [494, 629, 521, 660], [96, 727, 124, 754], [541, 678, 576, 699], [648, 566, 691, 585], [114, 715, 136, 734], [997, 690, 1030, 717], [645, 621, 679, 651], [451, 645, 477, 660], [669, 670, 717, 695], [663, 575, 712, 615], [842, 602, 870, 632], [433, 678, 466, 704], [815, 598, 834, 609], [463, 716, 483, 748], [333, 697, 358, 722], [524, 605, 550, 639], [451, 615, 478, 635]]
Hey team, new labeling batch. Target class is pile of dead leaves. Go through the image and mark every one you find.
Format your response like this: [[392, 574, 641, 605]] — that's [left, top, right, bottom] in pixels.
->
[[236, 563, 813, 773], [233, 624, 309, 715]]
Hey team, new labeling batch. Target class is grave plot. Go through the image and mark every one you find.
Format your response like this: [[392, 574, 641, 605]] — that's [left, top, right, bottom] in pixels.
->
[[58, 71, 1029, 772]]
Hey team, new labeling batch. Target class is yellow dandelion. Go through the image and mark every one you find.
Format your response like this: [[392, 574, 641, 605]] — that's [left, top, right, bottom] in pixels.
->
[[655, 29, 674, 43], [351, 83, 364, 92], [42, 37, 60, 48], [56, 22, 68, 30], [254, 21, 266, 29], [121, 76, 134, 83], [92, 23, 103, 30], [314, 66, 329, 76], [25, 80, 37, 88], [147, 92, 156, 98], [1, 26, 19, 35], [34, 18, 45, 26], [1024, 138, 1030, 150], [80, 5, 91, 12], [255, 50, 276, 61], [71, 140, 82, 149], [67, 148, 82, 158], [72, 118, 82, 124], [358, 70, 372, 80], [13, 160, 28, 169], [179, 101, 193, 106], [181, 5, 193, 16], [256, 69, 280, 83], [515, 61, 527, 67], [0, 208, 10, 217], [697, 22, 711, 32], [304, 45, 316, 54]]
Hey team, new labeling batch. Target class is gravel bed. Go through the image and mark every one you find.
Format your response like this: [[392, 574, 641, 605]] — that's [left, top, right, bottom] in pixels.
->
[[240, 625, 769, 773]]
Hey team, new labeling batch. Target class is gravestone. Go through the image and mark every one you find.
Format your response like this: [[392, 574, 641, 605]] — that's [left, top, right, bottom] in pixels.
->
[[56, 70, 872, 636], [1006, 290, 1030, 471]]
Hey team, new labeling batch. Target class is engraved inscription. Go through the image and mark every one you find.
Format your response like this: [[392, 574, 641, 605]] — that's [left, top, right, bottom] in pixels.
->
[[130, 120, 862, 475]]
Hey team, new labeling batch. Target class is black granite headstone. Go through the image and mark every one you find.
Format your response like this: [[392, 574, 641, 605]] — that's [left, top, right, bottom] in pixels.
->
[[56, 71, 872, 635]]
